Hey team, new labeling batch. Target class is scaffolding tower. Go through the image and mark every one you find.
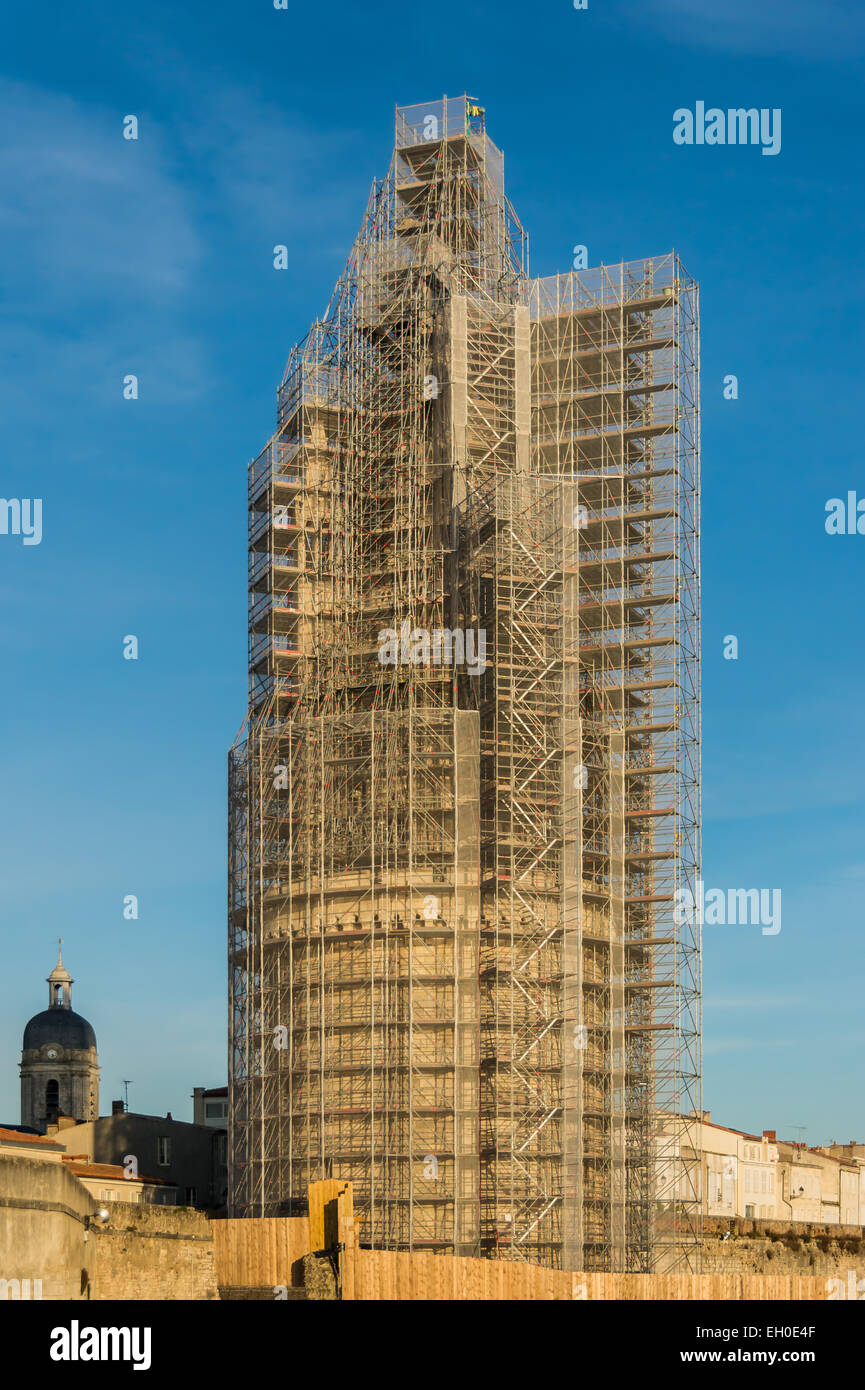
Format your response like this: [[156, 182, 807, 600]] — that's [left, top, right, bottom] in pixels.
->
[[229, 95, 701, 1272]]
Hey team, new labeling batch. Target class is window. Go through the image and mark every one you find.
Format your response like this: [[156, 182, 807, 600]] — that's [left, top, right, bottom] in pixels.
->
[[45, 1079, 59, 1123], [745, 1167, 773, 1195], [157, 1136, 172, 1166], [99, 1189, 116, 1201], [185, 1187, 197, 1205]]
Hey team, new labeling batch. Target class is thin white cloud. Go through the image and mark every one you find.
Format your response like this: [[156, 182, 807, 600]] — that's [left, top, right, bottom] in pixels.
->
[[177, 87, 368, 241], [0, 78, 201, 307], [624, 0, 863, 59], [0, 79, 211, 423], [0, 76, 372, 428]]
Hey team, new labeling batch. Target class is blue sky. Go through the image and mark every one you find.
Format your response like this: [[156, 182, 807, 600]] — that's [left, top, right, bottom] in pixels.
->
[[1, 0, 863, 1144]]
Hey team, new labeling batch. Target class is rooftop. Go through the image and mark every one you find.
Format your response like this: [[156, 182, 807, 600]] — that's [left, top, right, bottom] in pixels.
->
[[0, 1127, 63, 1150], [60, 1155, 169, 1185]]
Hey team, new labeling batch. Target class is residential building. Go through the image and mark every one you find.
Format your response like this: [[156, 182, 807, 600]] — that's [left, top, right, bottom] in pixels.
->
[[193, 1085, 228, 1127], [60, 1155, 176, 1206], [817, 1142, 865, 1223], [54, 1105, 226, 1211], [776, 1142, 823, 1223], [696, 1115, 779, 1220]]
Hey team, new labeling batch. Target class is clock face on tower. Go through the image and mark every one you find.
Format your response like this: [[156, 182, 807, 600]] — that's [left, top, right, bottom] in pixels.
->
[[46, 1049, 58, 1059]]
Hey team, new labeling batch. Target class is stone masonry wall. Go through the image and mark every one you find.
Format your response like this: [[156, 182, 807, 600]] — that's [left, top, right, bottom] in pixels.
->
[[0, 1154, 94, 1299], [88, 1202, 218, 1301], [0, 1159, 218, 1302], [705, 1217, 865, 1291], [5, 1165, 865, 1302]]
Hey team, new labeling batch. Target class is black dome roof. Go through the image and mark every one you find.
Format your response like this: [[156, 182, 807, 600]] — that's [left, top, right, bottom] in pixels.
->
[[23, 1008, 97, 1052]]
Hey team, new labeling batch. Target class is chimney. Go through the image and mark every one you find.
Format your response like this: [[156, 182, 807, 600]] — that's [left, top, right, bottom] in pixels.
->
[[111, 1099, 125, 1116], [763, 1130, 776, 1142], [702, 1110, 711, 1123]]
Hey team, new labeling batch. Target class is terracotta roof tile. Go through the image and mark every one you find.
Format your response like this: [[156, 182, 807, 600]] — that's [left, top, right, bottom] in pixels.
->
[[0, 1127, 61, 1147], [60, 1156, 169, 1184]]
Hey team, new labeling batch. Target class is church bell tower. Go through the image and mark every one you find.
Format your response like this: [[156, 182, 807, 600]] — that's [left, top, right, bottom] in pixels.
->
[[20, 945, 100, 1132]]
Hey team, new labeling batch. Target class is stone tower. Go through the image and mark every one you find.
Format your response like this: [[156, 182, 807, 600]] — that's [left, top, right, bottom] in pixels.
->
[[228, 96, 701, 1271], [20, 947, 100, 1132]]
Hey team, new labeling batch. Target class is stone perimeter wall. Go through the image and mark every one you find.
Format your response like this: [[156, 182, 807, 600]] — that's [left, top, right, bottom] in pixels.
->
[[3, 1159, 864, 1301], [88, 1202, 218, 1301], [0, 1155, 94, 1299], [0, 1156, 217, 1300], [704, 1217, 865, 1285]]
